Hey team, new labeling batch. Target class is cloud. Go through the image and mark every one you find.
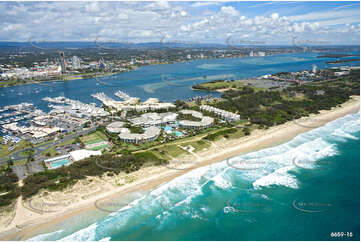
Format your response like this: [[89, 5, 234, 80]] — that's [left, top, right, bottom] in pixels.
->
[[271, 13, 279, 20], [288, 9, 359, 23], [0, 1, 358, 45], [333, 3, 359, 10], [220, 6, 239, 16], [191, 2, 219, 7]]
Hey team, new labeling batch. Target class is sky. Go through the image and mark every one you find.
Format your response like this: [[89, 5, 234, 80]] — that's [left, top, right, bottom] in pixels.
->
[[0, 1, 360, 45]]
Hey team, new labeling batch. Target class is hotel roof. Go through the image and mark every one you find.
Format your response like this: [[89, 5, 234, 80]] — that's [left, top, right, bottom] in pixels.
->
[[118, 126, 161, 141], [70, 149, 102, 162], [106, 121, 125, 133]]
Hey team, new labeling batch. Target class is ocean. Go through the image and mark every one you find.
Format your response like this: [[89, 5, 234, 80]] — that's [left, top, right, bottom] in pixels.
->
[[28, 111, 360, 241]]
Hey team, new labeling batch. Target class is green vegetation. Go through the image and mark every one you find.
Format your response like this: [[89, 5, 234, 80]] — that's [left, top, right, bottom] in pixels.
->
[[214, 70, 360, 128], [21, 153, 167, 199], [182, 140, 211, 152], [0, 167, 20, 207], [0, 140, 33, 161], [178, 113, 202, 122], [152, 145, 186, 158], [203, 128, 238, 141], [193, 79, 240, 91], [125, 124, 144, 134], [221, 86, 255, 99], [79, 130, 110, 150], [80, 131, 107, 144]]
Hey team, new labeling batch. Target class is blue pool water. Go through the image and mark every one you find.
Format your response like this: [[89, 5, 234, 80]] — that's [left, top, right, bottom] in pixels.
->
[[50, 159, 70, 169], [175, 131, 183, 137], [164, 126, 173, 132]]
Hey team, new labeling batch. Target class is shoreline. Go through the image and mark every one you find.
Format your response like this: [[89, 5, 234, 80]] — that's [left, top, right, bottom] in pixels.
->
[[0, 96, 359, 241], [0, 71, 123, 88], [0, 51, 308, 89]]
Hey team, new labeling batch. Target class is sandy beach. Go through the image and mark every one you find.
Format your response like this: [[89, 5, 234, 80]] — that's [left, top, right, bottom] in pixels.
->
[[0, 96, 359, 241]]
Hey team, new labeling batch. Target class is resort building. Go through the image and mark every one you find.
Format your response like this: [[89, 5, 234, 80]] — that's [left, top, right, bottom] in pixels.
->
[[129, 112, 178, 127], [200, 105, 240, 122], [3, 122, 63, 141], [44, 149, 102, 169], [106, 121, 125, 133], [92, 92, 175, 112], [43, 96, 109, 118], [69, 149, 102, 162], [118, 126, 161, 144], [178, 110, 214, 129], [44, 154, 71, 170]]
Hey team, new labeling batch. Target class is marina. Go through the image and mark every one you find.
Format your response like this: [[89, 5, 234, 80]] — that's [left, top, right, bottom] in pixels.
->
[[0, 52, 359, 117]]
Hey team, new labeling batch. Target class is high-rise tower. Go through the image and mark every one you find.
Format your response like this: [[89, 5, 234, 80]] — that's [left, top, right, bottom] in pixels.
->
[[59, 52, 66, 74]]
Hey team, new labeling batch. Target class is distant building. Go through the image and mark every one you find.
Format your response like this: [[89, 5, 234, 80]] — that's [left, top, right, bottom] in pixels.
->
[[312, 64, 318, 73], [334, 71, 350, 76], [99, 57, 106, 70], [249, 51, 254, 57], [89, 63, 97, 69], [72, 56, 81, 69], [258, 51, 265, 57], [59, 52, 66, 74]]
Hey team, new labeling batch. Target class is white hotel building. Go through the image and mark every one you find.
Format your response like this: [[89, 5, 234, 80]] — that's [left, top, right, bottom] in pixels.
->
[[200, 105, 240, 122], [178, 110, 214, 130]]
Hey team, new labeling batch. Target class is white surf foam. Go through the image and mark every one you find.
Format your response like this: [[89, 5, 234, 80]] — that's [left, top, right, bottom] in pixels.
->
[[27, 229, 64, 241], [252, 166, 298, 189]]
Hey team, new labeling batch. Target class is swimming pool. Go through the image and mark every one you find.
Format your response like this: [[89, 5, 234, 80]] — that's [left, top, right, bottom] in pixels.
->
[[164, 126, 173, 133], [175, 131, 183, 137], [50, 158, 70, 169]]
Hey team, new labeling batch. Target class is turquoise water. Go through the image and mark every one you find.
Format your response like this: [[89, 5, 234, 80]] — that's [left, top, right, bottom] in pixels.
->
[[29, 111, 360, 241], [0, 51, 359, 114], [175, 131, 183, 137], [50, 159, 70, 169], [164, 126, 173, 132]]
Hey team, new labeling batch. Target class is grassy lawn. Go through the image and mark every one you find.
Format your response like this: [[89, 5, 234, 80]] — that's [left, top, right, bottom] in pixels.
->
[[152, 144, 187, 159], [226, 128, 245, 139], [42, 137, 76, 157], [80, 132, 101, 144], [196, 80, 245, 90], [94, 130, 108, 141], [80, 130, 108, 143], [181, 140, 210, 152], [0, 139, 33, 159], [13, 159, 27, 166], [80, 131, 110, 150], [42, 148, 58, 157]]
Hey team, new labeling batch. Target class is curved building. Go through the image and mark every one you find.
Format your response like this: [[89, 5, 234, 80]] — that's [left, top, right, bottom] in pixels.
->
[[118, 126, 161, 144], [178, 110, 214, 129], [106, 121, 125, 133]]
